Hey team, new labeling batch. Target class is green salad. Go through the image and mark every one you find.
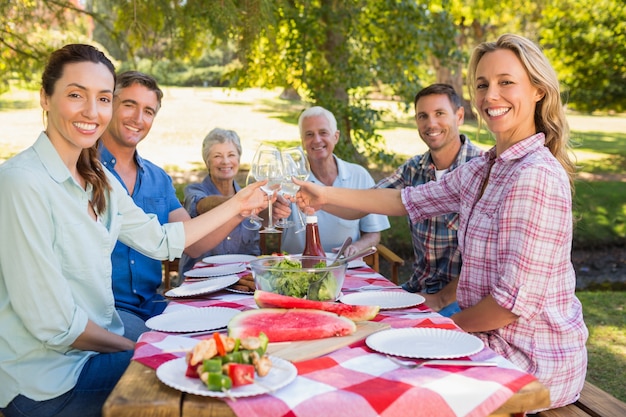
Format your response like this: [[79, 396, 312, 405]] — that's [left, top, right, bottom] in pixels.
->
[[255, 257, 338, 301]]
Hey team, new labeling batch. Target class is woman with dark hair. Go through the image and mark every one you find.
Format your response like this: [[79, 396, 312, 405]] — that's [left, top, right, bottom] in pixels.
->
[[0, 44, 267, 417], [296, 34, 587, 410]]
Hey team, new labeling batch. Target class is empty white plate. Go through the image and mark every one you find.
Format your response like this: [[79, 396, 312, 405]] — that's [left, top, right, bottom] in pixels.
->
[[165, 274, 239, 298], [366, 328, 485, 359], [145, 307, 240, 333], [202, 254, 258, 264], [183, 263, 246, 278], [340, 291, 425, 310]]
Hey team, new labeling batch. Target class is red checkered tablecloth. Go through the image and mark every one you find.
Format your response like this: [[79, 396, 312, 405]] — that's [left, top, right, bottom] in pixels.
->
[[133, 266, 537, 417]]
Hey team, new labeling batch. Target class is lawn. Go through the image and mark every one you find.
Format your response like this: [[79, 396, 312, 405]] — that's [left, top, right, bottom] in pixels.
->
[[2, 86, 626, 402]]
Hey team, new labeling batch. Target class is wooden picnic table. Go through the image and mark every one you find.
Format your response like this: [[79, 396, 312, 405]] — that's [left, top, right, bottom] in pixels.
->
[[103, 361, 549, 417], [103, 264, 551, 417]]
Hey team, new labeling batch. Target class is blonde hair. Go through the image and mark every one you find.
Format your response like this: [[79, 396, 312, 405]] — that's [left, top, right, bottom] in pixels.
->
[[467, 34, 575, 190]]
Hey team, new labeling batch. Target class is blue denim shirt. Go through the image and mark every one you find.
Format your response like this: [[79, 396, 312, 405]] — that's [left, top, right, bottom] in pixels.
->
[[99, 144, 183, 320]]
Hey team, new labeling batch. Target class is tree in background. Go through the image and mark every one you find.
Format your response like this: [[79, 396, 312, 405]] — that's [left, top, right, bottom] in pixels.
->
[[1, 0, 624, 160], [219, 0, 457, 164], [540, 0, 626, 113], [0, 0, 97, 94]]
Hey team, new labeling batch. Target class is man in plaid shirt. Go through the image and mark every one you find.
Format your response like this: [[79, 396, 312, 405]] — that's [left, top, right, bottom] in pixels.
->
[[376, 84, 483, 316]]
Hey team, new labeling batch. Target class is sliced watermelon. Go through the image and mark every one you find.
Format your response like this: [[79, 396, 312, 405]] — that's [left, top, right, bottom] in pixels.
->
[[254, 290, 379, 322], [228, 308, 357, 342]]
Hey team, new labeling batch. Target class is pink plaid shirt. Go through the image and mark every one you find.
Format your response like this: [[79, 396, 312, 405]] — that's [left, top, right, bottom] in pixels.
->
[[402, 133, 588, 409]]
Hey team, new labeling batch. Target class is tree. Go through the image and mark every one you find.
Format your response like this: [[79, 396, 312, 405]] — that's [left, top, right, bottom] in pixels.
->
[[0, 0, 97, 93], [540, 0, 626, 113], [219, 0, 458, 164]]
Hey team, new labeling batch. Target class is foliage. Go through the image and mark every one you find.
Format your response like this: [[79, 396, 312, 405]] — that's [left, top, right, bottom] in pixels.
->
[[2, 0, 626, 157], [0, 0, 97, 93], [576, 291, 626, 401], [220, 0, 458, 164], [540, 0, 626, 113], [573, 181, 626, 248]]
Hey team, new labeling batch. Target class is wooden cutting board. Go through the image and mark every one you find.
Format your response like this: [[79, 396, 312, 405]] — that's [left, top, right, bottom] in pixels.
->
[[266, 321, 390, 362]]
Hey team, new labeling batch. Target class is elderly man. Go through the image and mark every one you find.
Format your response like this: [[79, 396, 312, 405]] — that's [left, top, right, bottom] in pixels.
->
[[281, 106, 390, 257]]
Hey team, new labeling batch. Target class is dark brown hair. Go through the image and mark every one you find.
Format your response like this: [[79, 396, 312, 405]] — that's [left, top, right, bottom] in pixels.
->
[[414, 83, 463, 111], [42, 44, 116, 213], [115, 70, 163, 112]]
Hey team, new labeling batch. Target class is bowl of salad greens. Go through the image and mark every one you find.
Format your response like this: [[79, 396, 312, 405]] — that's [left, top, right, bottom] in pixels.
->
[[249, 255, 346, 301]]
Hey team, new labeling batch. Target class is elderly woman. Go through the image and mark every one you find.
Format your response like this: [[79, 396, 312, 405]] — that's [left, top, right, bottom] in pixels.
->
[[179, 128, 261, 274]]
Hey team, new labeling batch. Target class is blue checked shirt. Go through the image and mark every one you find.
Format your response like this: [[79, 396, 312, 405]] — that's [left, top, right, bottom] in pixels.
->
[[375, 135, 483, 293]]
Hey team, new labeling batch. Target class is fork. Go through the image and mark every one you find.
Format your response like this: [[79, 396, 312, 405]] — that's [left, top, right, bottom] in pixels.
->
[[386, 355, 497, 368], [343, 285, 403, 292]]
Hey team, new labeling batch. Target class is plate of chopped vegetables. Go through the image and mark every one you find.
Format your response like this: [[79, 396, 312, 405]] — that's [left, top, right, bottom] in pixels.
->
[[156, 332, 297, 397]]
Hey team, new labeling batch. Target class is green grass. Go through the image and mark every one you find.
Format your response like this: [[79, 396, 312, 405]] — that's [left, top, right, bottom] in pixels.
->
[[574, 181, 626, 248], [577, 291, 626, 401]]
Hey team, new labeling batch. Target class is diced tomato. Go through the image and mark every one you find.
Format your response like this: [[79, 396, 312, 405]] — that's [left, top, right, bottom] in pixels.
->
[[225, 363, 255, 387], [213, 332, 226, 356], [185, 361, 200, 378]]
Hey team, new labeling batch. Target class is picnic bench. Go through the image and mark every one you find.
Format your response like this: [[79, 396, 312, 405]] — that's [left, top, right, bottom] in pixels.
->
[[535, 381, 626, 417]]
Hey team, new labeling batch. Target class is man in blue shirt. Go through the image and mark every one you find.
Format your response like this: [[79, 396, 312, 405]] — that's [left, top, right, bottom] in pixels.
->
[[99, 71, 241, 339]]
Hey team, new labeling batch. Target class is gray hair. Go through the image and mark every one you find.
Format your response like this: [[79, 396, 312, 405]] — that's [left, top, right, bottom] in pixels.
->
[[298, 106, 338, 138], [201, 128, 242, 167]]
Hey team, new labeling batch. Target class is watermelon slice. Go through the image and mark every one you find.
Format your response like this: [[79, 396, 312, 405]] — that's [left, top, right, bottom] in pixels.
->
[[228, 308, 357, 342], [254, 290, 379, 322]]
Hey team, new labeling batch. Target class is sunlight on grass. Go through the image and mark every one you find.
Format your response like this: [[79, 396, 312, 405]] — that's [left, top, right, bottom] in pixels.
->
[[577, 291, 626, 401]]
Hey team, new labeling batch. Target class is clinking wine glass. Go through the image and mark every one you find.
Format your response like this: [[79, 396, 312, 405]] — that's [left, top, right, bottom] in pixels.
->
[[275, 152, 306, 230], [253, 148, 284, 234], [281, 146, 310, 233], [241, 170, 263, 230], [241, 144, 275, 231]]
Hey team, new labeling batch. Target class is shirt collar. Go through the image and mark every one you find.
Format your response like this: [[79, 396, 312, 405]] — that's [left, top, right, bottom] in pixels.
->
[[418, 134, 474, 172], [32, 132, 72, 184], [98, 142, 145, 171], [486, 132, 546, 162]]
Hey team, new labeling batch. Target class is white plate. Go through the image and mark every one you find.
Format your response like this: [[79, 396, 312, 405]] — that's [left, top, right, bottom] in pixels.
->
[[340, 291, 425, 310], [156, 356, 297, 398], [165, 275, 240, 298], [366, 328, 485, 359], [145, 307, 240, 333], [184, 264, 246, 278], [202, 254, 258, 264], [347, 259, 367, 269], [225, 287, 255, 295]]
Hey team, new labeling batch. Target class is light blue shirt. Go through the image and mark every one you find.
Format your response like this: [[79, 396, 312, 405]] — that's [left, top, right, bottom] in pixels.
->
[[281, 155, 390, 253], [0, 133, 185, 406]]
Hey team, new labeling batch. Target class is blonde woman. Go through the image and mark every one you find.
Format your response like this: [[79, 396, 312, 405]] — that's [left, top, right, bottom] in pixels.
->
[[296, 34, 587, 410]]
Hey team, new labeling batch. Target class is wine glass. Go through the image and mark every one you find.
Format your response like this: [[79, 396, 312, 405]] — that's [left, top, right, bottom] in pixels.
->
[[273, 153, 299, 229], [241, 144, 275, 231], [281, 146, 310, 233], [241, 170, 263, 230], [252, 147, 284, 234]]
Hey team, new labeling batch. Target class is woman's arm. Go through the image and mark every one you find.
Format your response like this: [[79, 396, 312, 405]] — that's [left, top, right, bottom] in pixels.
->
[[72, 320, 135, 352], [294, 179, 407, 218], [182, 181, 268, 247], [451, 295, 518, 332]]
